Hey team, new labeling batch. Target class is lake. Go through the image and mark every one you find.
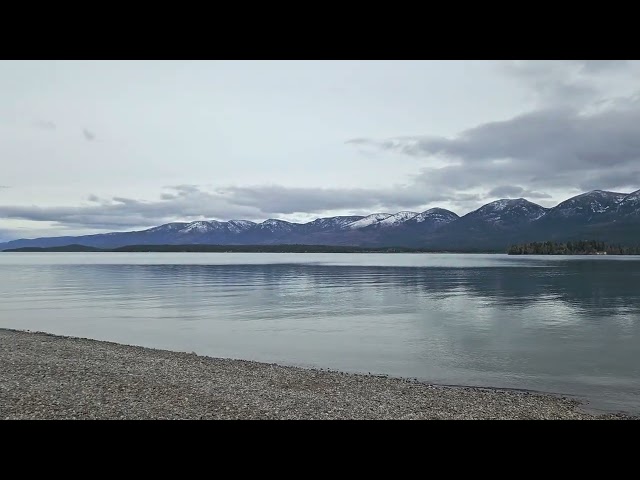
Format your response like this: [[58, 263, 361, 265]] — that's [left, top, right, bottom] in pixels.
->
[[1, 252, 639, 414]]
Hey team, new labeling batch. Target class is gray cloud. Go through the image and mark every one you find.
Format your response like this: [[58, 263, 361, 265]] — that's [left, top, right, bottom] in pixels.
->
[[6, 111, 639, 235], [573, 60, 629, 73], [486, 186, 551, 199], [344, 138, 369, 146], [82, 128, 95, 141], [0, 169, 629, 237], [9, 90, 640, 233], [217, 185, 443, 214], [0, 183, 466, 232], [501, 60, 635, 108], [34, 120, 56, 130], [350, 99, 640, 200], [502, 61, 596, 107]]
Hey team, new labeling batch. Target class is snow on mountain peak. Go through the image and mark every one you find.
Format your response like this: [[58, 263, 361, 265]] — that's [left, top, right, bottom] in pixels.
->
[[586, 189, 623, 197], [346, 213, 392, 229], [552, 190, 628, 217], [473, 198, 547, 223], [227, 220, 256, 233], [228, 220, 256, 227], [578, 190, 627, 203], [259, 219, 294, 231], [616, 189, 640, 215], [180, 220, 224, 233], [262, 218, 288, 225], [482, 198, 525, 212], [144, 222, 188, 233], [376, 211, 418, 227], [413, 208, 459, 224], [304, 216, 365, 230], [621, 189, 640, 203]]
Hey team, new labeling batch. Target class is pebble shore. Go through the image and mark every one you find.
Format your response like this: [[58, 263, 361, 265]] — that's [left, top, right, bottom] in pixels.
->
[[0, 329, 633, 420]]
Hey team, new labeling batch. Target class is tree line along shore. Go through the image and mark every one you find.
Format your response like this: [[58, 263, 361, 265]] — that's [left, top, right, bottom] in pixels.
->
[[1, 244, 500, 253], [507, 240, 640, 255], [2, 240, 640, 255]]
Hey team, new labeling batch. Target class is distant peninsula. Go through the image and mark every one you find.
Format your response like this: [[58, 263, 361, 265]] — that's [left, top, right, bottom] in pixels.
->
[[5, 241, 640, 255], [1, 244, 502, 254]]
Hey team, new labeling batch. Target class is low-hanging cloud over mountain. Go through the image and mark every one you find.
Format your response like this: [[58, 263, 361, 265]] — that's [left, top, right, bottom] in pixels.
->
[[352, 103, 640, 194], [0, 183, 483, 234], [347, 60, 640, 203]]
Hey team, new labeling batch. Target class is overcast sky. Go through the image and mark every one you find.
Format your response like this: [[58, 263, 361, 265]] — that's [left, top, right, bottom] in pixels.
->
[[1, 60, 639, 240]]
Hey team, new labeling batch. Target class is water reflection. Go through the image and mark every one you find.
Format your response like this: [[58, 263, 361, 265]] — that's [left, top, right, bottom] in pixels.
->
[[0, 254, 638, 414]]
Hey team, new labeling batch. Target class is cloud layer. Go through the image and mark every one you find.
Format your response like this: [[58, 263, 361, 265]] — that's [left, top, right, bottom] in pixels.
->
[[360, 104, 640, 194], [347, 61, 640, 206], [34, 120, 56, 130], [2, 61, 639, 239], [0, 183, 467, 233]]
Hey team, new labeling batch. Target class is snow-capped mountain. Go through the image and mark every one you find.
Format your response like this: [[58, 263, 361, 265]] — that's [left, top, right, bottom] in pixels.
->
[[523, 190, 640, 244], [467, 198, 549, 224], [424, 199, 551, 250], [409, 208, 460, 225], [545, 190, 627, 220], [2, 189, 640, 251]]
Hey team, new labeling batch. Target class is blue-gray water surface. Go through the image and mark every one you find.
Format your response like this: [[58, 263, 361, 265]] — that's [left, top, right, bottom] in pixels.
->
[[1, 252, 638, 414]]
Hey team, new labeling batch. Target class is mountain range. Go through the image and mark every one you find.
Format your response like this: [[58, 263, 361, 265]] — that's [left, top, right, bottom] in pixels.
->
[[2, 189, 640, 251]]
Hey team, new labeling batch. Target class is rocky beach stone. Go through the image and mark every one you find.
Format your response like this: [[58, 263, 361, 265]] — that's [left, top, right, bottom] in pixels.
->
[[0, 329, 633, 420]]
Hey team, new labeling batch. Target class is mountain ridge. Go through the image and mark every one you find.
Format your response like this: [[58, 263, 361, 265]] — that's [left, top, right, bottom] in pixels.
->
[[2, 189, 640, 251]]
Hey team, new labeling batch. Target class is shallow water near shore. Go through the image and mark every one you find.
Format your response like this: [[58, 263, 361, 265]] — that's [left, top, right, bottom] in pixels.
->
[[1, 252, 639, 414]]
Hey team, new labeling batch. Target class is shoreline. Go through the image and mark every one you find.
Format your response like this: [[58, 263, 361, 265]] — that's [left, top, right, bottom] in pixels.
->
[[1, 328, 634, 420]]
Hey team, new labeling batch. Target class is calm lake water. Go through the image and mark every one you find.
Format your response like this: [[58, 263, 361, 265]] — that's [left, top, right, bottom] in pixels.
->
[[1, 252, 639, 414]]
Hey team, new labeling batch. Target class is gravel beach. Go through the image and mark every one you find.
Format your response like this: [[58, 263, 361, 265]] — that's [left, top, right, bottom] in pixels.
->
[[0, 328, 632, 420]]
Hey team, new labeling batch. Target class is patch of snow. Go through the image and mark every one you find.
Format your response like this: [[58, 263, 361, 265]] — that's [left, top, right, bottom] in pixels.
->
[[144, 222, 188, 233], [180, 221, 224, 233], [616, 189, 640, 215], [476, 199, 520, 215], [259, 219, 294, 232], [619, 190, 640, 204], [376, 211, 418, 227], [552, 190, 629, 217], [413, 208, 459, 224], [346, 213, 392, 229], [228, 220, 256, 227], [305, 216, 366, 230], [472, 198, 547, 222], [227, 220, 256, 233], [488, 199, 512, 211]]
